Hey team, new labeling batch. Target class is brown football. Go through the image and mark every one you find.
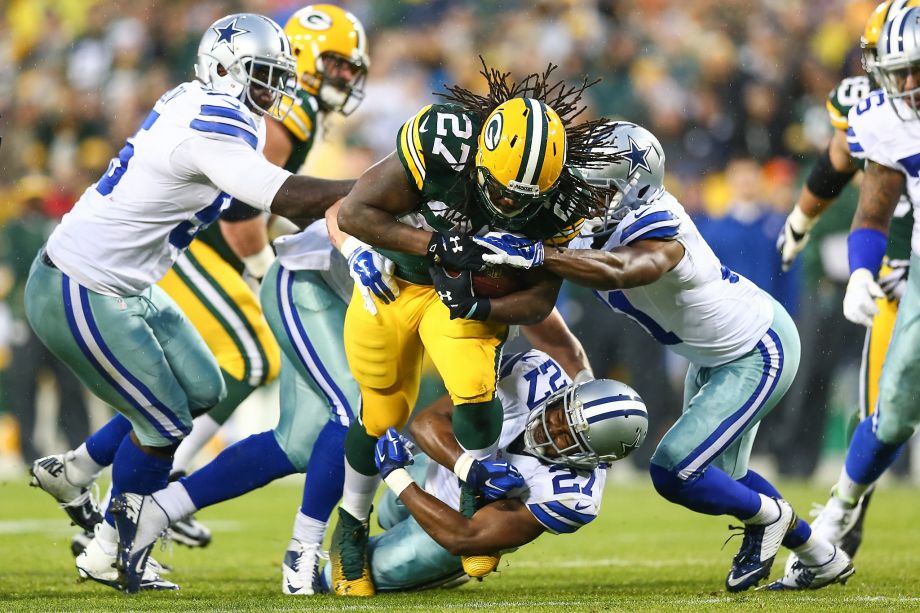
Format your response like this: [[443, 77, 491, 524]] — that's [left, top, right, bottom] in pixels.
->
[[445, 266, 525, 298]]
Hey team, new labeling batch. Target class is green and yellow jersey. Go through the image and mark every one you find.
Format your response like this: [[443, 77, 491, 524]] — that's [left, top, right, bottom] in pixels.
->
[[391, 103, 583, 284], [826, 76, 913, 262]]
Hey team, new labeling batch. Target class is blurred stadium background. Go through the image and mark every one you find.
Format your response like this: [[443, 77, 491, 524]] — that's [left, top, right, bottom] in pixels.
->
[[1, 0, 919, 488]]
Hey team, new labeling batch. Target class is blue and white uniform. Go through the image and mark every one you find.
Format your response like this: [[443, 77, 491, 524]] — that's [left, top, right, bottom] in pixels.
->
[[330, 350, 605, 592], [25, 80, 292, 446], [575, 193, 800, 482], [846, 90, 920, 447]]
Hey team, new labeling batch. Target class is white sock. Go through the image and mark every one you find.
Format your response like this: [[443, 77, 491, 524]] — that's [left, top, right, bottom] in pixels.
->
[[100, 483, 113, 513], [792, 533, 836, 566], [465, 440, 499, 461], [833, 467, 869, 507], [67, 444, 104, 486], [743, 494, 781, 525], [96, 518, 118, 548], [292, 511, 327, 546], [171, 414, 221, 475], [340, 461, 380, 522], [151, 481, 197, 521]]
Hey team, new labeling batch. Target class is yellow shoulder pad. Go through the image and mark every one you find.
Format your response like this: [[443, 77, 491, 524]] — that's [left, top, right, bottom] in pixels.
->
[[825, 99, 849, 132], [397, 104, 432, 191], [544, 219, 585, 247], [281, 98, 314, 143]]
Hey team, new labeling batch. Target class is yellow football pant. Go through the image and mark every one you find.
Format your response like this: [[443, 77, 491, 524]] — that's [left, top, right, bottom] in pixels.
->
[[158, 241, 280, 387], [344, 279, 507, 437], [860, 265, 900, 420]]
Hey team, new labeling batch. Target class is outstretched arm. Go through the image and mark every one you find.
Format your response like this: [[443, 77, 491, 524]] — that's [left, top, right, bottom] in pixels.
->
[[543, 239, 685, 290]]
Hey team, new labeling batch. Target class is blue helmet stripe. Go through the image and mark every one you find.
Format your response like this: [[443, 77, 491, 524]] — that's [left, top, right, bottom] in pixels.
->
[[586, 408, 648, 425]]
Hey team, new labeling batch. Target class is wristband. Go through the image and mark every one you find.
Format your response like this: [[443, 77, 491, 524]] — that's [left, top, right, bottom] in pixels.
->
[[848, 228, 887, 276], [383, 467, 415, 497], [453, 453, 476, 482], [787, 206, 817, 235], [340, 236, 367, 258], [241, 244, 275, 279]]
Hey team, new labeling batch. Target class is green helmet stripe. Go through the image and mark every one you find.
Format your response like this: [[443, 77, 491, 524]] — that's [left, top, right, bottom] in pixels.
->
[[529, 100, 549, 188], [515, 98, 544, 185]]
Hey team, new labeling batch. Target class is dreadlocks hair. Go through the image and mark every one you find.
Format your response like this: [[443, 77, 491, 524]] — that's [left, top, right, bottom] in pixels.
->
[[436, 58, 628, 229]]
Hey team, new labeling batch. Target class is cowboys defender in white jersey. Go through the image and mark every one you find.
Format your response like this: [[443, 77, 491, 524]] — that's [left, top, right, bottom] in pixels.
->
[[475, 122, 853, 591], [318, 349, 646, 592], [804, 5, 920, 575], [26, 13, 353, 593]]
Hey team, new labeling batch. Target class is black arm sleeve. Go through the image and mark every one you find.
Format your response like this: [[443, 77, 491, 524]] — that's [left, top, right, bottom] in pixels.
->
[[220, 199, 263, 222], [805, 148, 858, 200]]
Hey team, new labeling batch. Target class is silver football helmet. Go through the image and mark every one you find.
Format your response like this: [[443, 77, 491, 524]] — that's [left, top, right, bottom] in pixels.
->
[[877, 6, 920, 120], [523, 379, 648, 470], [195, 13, 297, 119], [584, 121, 666, 237]]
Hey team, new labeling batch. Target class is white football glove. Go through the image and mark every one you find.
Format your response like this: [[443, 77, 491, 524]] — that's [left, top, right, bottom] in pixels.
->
[[342, 237, 399, 316], [878, 259, 909, 302], [473, 232, 544, 269], [843, 268, 884, 327], [777, 206, 818, 272]]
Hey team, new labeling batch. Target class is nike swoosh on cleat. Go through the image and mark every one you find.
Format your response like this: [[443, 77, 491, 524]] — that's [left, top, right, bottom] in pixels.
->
[[286, 582, 301, 594], [726, 567, 764, 588]]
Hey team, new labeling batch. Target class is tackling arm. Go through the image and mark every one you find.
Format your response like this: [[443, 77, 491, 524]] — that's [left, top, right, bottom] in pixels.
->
[[543, 239, 685, 291], [395, 487, 545, 556], [797, 128, 860, 218], [522, 308, 592, 380]]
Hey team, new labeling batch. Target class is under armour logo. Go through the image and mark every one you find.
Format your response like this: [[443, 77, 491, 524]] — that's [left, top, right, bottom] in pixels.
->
[[449, 236, 463, 253], [438, 290, 453, 301]]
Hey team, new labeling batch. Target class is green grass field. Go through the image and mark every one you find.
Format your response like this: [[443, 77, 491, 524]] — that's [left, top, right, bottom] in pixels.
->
[[1, 475, 918, 612]]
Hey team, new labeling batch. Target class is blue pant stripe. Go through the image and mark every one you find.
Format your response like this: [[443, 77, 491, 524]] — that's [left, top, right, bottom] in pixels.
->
[[675, 329, 784, 480], [61, 276, 178, 442], [77, 286, 189, 437], [276, 267, 353, 425]]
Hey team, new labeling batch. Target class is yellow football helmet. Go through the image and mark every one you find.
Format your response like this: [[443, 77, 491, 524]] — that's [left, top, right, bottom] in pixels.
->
[[861, 0, 920, 82], [284, 4, 369, 115], [476, 97, 567, 228]]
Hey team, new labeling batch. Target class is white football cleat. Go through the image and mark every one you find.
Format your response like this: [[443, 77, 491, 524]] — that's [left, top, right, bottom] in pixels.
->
[[76, 523, 177, 591], [810, 495, 861, 545], [30, 453, 102, 531], [282, 539, 327, 595], [761, 546, 854, 590], [110, 493, 172, 593], [168, 514, 212, 548], [725, 498, 796, 592]]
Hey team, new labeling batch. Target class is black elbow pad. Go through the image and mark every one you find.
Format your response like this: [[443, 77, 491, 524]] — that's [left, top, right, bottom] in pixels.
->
[[805, 148, 857, 200]]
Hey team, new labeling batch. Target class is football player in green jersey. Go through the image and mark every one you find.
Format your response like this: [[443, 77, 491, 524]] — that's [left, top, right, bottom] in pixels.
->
[[329, 63, 621, 596], [776, 0, 917, 564]]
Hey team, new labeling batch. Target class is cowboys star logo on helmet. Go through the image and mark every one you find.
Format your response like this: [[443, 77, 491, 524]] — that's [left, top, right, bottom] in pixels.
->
[[624, 135, 653, 175], [212, 17, 249, 48]]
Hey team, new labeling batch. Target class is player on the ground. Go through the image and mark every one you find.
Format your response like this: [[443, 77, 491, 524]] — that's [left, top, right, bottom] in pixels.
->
[[801, 5, 920, 579], [477, 121, 854, 591], [775, 0, 917, 558], [316, 349, 645, 592], [26, 13, 354, 593], [329, 63, 622, 596]]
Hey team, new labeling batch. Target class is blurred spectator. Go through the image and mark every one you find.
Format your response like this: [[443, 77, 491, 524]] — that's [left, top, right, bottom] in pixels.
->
[[0, 176, 91, 463], [699, 157, 799, 314]]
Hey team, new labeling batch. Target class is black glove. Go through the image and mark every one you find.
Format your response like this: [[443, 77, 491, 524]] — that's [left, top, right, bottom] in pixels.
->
[[429, 266, 491, 321], [427, 231, 490, 271]]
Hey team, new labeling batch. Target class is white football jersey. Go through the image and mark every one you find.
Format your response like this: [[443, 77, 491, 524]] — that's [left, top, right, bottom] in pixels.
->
[[575, 192, 774, 367], [846, 89, 920, 255], [273, 220, 353, 303], [426, 350, 605, 535], [46, 81, 291, 296]]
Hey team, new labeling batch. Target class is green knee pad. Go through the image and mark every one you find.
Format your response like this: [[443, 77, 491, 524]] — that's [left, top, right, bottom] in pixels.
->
[[345, 419, 379, 476]]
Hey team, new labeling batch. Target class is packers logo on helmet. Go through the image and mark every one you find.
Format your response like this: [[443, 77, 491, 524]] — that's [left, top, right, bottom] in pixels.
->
[[284, 4, 369, 115], [861, 0, 920, 82], [475, 97, 567, 227]]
